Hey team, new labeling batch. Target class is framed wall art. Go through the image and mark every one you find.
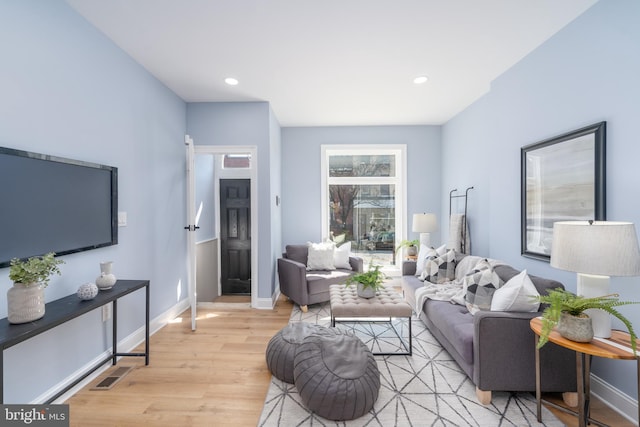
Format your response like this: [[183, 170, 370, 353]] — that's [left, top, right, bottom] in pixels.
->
[[521, 122, 606, 261]]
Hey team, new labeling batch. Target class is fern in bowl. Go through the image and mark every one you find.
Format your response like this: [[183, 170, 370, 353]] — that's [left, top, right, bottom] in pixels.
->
[[535, 288, 638, 355], [345, 264, 387, 298]]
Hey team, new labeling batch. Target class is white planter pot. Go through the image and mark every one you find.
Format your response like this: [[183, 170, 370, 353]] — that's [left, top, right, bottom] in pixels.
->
[[7, 282, 45, 324]]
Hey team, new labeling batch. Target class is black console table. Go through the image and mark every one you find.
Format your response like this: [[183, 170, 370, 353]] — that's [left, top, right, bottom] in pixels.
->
[[0, 279, 150, 403]]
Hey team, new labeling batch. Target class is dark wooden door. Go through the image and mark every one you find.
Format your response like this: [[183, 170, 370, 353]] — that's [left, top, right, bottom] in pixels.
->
[[220, 179, 251, 295]]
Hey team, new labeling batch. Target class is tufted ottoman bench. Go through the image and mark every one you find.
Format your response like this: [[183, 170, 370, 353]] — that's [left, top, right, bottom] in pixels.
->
[[294, 327, 380, 420], [330, 284, 412, 355]]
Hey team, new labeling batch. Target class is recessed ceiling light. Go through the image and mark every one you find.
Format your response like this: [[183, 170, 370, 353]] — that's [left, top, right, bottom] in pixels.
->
[[413, 76, 428, 84], [225, 77, 239, 86]]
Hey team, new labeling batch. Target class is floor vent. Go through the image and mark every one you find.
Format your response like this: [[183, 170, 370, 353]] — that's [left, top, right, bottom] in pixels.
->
[[91, 366, 133, 391]]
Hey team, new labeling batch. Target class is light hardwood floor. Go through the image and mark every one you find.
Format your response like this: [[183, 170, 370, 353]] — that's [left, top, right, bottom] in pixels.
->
[[65, 295, 633, 426]]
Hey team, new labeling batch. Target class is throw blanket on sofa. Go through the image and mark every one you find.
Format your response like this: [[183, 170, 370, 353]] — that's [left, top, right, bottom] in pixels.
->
[[411, 255, 506, 314], [413, 280, 465, 314]]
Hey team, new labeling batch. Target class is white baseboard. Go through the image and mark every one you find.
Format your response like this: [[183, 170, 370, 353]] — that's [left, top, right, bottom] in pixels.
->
[[591, 373, 638, 424], [38, 298, 191, 404], [254, 288, 281, 310]]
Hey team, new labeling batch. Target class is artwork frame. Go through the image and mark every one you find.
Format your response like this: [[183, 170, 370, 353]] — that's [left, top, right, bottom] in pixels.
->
[[521, 122, 606, 261]]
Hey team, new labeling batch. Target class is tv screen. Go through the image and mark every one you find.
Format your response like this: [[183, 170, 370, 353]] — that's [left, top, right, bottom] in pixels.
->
[[0, 147, 117, 268]]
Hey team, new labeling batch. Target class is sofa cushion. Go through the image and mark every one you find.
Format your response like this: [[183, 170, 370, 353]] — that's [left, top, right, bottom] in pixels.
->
[[424, 300, 474, 365], [421, 249, 456, 283], [306, 270, 353, 295], [307, 241, 335, 270], [491, 269, 540, 312], [286, 245, 309, 266]]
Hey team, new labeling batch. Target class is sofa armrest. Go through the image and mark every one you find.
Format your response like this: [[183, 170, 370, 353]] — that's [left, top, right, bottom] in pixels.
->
[[473, 311, 576, 393], [402, 261, 417, 276], [349, 256, 364, 272], [277, 258, 309, 306]]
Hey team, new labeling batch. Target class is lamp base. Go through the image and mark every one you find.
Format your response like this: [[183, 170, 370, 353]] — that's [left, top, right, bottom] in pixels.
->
[[577, 273, 611, 339], [419, 233, 431, 248]]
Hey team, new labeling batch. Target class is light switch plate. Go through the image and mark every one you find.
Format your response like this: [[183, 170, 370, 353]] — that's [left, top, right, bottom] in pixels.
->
[[118, 211, 127, 227]]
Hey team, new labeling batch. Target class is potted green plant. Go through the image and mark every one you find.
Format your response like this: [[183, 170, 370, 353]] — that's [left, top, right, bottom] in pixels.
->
[[395, 239, 419, 257], [345, 264, 387, 298], [535, 288, 638, 355], [7, 252, 64, 324]]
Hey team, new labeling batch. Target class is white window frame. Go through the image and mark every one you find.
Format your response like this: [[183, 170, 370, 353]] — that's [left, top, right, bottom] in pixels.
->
[[321, 144, 407, 273]]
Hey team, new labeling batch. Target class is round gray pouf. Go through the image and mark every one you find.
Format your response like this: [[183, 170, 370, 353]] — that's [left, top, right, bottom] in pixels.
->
[[265, 322, 326, 383], [294, 328, 380, 421]]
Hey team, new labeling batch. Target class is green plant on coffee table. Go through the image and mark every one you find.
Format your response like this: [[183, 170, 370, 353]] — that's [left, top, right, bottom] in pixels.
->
[[535, 288, 639, 355], [345, 264, 387, 291], [9, 252, 64, 287], [395, 239, 419, 254]]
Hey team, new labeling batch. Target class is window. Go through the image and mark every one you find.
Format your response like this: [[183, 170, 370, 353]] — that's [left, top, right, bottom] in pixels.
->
[[322, 145, 406, 269]]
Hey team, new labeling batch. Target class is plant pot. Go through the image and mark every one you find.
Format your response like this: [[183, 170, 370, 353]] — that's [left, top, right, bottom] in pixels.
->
[[406, 246, 418, 257], [7, 282, 45, 324], [557, 312, 593, 343], [357, 283, 376, 299]]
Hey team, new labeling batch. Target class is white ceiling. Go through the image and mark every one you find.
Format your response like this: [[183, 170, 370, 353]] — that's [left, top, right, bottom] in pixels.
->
[[66, 0, 597, 127]]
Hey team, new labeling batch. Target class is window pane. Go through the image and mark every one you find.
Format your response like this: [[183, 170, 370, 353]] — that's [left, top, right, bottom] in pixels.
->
[[223, 154, 251, 169], [329, 184, 396, 266], [328, 155, 395, 177]]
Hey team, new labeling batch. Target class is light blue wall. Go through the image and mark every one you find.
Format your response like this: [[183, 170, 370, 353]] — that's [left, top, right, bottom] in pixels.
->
[[186, 102, 280, 299], [442, 0, 640, 399], [0, 1, 187, 403], [281, 126, 442, 247]]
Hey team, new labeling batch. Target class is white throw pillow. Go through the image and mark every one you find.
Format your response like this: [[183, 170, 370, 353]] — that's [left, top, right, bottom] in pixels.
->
[[415, 243, 447, 276], [306, 242, 335, 270], [333, 241, 352, 270], [491, 269, 540, 312]]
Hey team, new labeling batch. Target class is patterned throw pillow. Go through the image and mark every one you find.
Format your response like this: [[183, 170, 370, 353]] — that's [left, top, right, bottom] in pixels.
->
[[420, 249, 456, 284], [415, 244, 447, 277], [464, 259, 503, 314]]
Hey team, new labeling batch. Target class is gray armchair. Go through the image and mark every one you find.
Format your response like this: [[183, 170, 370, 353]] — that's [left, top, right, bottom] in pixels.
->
[[278, 244, 363, 312]]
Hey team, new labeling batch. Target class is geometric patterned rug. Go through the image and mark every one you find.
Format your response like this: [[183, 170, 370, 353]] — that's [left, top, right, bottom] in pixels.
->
[[258, 302, 564, 427]]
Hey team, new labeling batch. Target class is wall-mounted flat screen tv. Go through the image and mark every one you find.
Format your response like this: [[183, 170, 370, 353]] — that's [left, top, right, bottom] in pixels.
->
[[0, 147, 118, 268]]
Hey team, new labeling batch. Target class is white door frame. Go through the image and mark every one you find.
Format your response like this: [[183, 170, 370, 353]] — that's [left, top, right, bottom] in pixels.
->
[[193, 144, 258, 309]]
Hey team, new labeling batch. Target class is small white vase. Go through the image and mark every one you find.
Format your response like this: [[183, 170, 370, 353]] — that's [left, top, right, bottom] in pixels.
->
[[7, 282, 45, 324], [96, 261, 117, 290]]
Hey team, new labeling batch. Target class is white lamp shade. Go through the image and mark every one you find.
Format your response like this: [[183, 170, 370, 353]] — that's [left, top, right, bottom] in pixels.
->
[[412, 213, 437, 233], [550, 221, 640, 276]]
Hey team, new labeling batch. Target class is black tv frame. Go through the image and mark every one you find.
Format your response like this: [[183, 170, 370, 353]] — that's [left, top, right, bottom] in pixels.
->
[[0, 147, 118, 268]]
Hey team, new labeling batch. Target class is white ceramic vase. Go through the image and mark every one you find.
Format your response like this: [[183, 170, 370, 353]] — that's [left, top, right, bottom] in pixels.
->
[[96, 261, 117, 290], [7, 282, 45, 324]]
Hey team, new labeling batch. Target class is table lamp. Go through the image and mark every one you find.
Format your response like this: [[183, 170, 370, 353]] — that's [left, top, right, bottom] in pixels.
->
[[550, 220, 640, 338], [412, 213, 438, 248]]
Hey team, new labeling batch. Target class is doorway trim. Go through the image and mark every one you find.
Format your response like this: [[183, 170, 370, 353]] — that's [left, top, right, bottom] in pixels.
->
[[194, 145, 258, 309]]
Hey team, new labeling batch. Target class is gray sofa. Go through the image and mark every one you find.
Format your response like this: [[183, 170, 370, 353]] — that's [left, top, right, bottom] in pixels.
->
[[278, 244, 364, 312], [401, 254, 577, 404]]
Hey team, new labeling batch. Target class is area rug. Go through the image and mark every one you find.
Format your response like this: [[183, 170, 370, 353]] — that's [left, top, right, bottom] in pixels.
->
[[258, 302, 563, 427]]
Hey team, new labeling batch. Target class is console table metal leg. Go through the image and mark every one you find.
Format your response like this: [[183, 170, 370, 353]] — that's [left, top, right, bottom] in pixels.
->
[[112, 300, 118, 365], [145, 284, 150, 365], [1, 349, 3, 403], [534, 335, 541, 422]]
